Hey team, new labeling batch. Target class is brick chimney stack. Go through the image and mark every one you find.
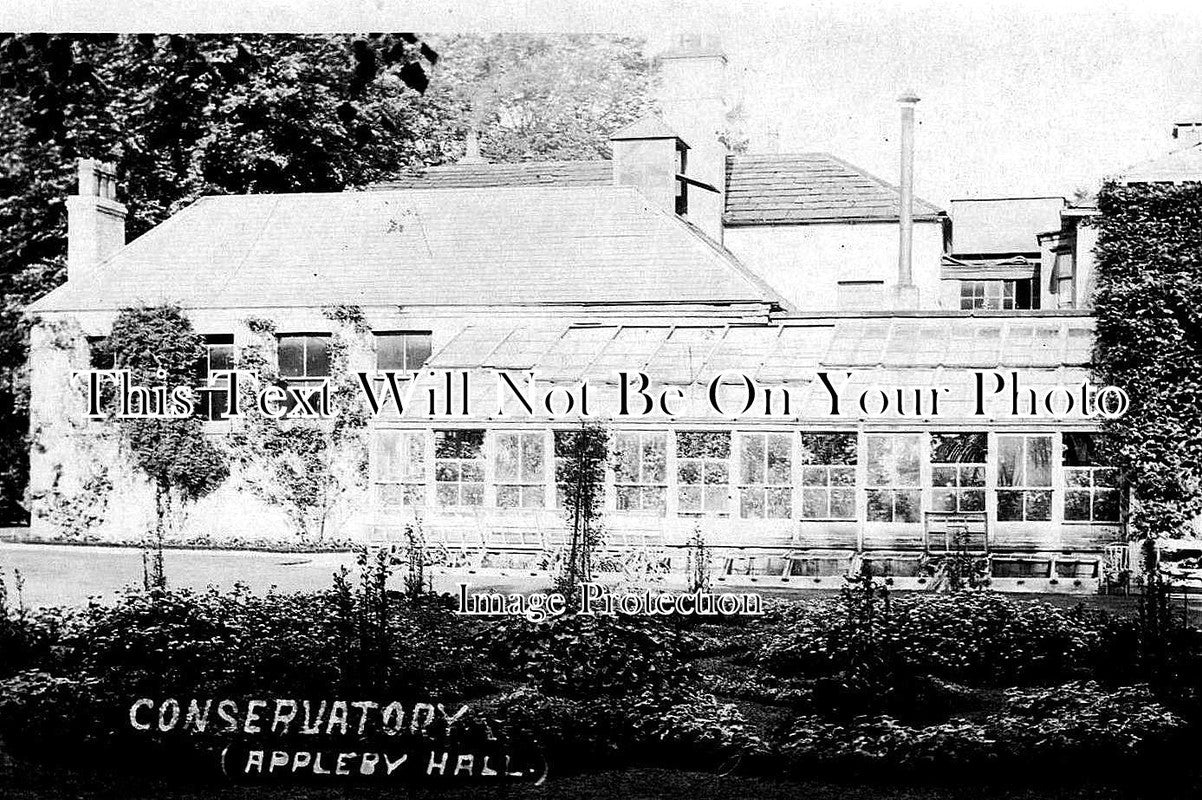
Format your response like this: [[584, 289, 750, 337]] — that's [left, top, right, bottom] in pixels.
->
[[67, 158, 126, 281]]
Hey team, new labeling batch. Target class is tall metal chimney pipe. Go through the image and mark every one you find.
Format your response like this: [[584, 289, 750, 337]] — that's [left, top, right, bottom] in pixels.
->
[[896, 91, 920, 307]]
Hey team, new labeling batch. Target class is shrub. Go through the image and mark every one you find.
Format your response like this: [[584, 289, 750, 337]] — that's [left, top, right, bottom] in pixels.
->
[[779, 681, 1187, 779], [0, 569, 68, 679], [633, 689, 771, 767], [484, 687, 639, 770], [480, 613, 690, 698], [0, 671, 111, 753], [758, 592, 1101, 685]]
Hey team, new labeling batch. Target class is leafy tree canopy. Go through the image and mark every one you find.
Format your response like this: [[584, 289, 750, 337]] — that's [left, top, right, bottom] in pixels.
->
[[426, 34, 658, 162], [0, 33, 657, 523]]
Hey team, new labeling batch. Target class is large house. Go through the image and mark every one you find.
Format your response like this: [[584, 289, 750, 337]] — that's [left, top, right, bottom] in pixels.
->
[[26, 37, 1127, 592]]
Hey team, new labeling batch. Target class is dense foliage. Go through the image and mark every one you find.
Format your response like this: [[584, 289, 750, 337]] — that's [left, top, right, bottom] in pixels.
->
[[105, 306, 228, 567], [0, 33, 441, 523], [1, 570, 1200, 789], [1093, 181, 1202, 538], [554, 424, 610, 597], [427, 34, 657, 162], [0, 33, 657, 524]]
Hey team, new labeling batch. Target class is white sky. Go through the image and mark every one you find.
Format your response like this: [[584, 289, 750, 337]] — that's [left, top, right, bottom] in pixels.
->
[[708, 2, 1202, 205], [11, 0, 1202, 206]]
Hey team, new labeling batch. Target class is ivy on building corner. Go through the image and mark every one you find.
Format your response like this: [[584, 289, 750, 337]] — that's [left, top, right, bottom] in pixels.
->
[[1094, 180, 1202, 539]]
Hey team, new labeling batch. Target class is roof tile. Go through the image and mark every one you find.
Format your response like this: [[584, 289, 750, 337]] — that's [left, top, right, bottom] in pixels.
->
[[29, 186, 779, 312]]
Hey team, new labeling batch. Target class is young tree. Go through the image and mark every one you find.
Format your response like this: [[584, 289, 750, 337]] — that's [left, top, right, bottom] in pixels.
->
[[555, 423, 610, 601], [106, 305, 229, 586]]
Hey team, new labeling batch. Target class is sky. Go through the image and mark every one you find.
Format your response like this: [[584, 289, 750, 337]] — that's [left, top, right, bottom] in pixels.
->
[[707, 2, 1202, 206], [9, 0, 1202, 207]]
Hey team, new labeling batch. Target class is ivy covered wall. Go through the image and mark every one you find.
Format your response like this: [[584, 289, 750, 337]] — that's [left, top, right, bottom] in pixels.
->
[[1093, 181, 1202, 539], [26, 304, 379, 544]]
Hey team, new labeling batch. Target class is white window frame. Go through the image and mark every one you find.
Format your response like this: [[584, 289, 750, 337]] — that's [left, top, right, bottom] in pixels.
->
[[494, 430, 548, 510], [675, 430, 732, 517], [434, 429, 486, 508], [995, 433, 1055, 522], [865, 432, 923, 523], [736, 431, 794, 520], [798, 432, 857, 521], [375, 429, 428, 509], [612, 430, 669, 516]]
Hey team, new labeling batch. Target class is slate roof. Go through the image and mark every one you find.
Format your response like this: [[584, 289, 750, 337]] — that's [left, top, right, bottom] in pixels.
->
[[378, 154, 945, 225], [29, 186, 782, 312], [724, 153, 944, 226], [947, 197, 1064, 255], [1120, 142, 1202, 184], [376, 161, 612, 190]]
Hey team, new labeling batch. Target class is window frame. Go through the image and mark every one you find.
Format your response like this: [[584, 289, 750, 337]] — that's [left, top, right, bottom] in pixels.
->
[[375, 429, 428, 509], [737, 431, 793, 520], [959, 279, 1034, 311], [433, 429, 486, 508], [194, 334, 235, 421], [1062, 433, 1120, 523], [995, 433, 1054, 522], [612, 430, 669, 516], [375, 331, 433, 372], [276, 333, 332, 382], [865, 432, 922, 523], [798, 432, 856, 521], [494, 430, 548, 510], [675, 430, 731, 517], [929, 432, 987, 514]]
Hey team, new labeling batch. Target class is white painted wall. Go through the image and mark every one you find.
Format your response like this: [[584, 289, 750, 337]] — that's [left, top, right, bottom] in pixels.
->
[[1075, 220, 1100, 308], [723, 220, 951, 311]]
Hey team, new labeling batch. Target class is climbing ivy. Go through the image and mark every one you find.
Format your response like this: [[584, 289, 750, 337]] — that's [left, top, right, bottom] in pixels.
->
[[1093, 181, 1202, 539], [230, 306, 370, 540], [106, 305, 229, 583], [554, 423, 609, 601]]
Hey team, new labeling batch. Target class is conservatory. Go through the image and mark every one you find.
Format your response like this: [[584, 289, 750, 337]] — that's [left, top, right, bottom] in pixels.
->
[[367, 315, 1123, 593]]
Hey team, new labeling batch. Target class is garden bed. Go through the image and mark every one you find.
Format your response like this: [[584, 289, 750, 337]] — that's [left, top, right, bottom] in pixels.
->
[[1, 561, 1200, 796]]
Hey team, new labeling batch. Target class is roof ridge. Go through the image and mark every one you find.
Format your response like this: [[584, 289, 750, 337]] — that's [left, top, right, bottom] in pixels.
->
[[29, 183, 776, 313], [726, 152, 838, 161], [633, 194, 788, 312], [416, 158, 610, 169], [820, 153, 944, 216]]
